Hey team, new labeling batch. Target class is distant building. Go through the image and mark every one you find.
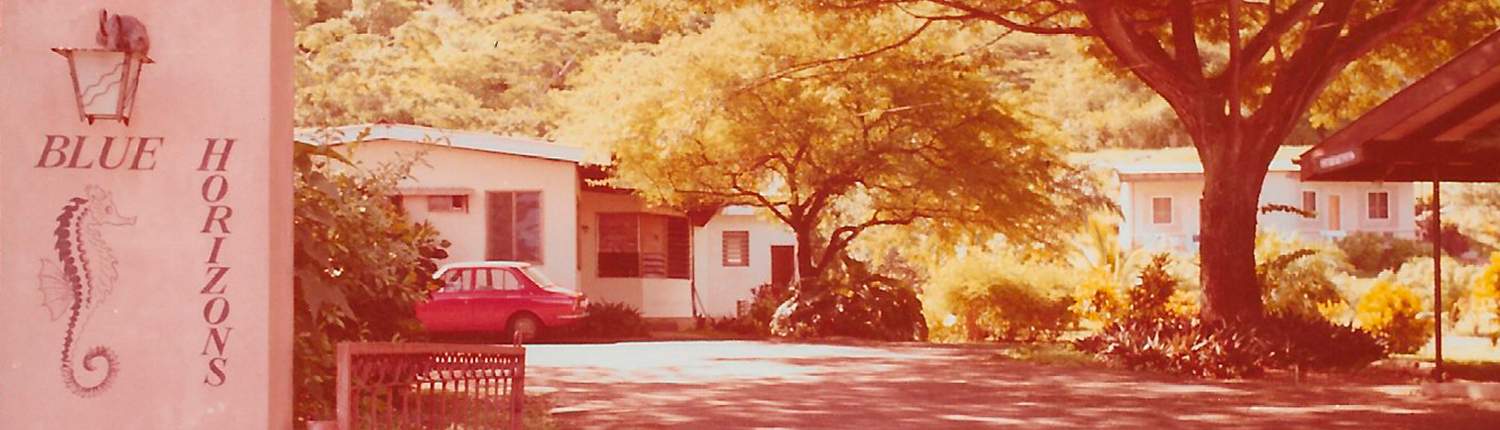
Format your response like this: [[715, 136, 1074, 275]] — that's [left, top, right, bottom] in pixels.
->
[[297, 124, 794, 323], [1083, 146, 1418, 252]]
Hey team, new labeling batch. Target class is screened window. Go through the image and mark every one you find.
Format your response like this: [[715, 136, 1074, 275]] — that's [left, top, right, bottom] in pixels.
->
[[598, 213, 690, 279], [486, 191, 543, 263], [1302, 191, 1317, 215], [1151, 197, 1173, 225], [1367, 192, 1390, 220], [427, 194, 469, 212], [723, 231, 750, 267]]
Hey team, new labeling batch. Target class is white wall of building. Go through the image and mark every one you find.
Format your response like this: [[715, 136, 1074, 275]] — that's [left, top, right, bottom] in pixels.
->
[[693, 208, 798, 318], [318, 128, 794, 321], [1281, 175, 1418, 240], [336, 139, 581, 290], [1119, 170, 1417, 252], [1119, 175, 1204, 251]]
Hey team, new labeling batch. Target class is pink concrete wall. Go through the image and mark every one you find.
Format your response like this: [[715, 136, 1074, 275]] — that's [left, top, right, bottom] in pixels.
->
[[0, 2, 293, 428]]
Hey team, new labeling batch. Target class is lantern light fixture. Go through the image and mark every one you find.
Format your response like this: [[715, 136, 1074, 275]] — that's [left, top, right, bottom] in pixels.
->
[[53, 10, 152, 125], [52, 48, 151, 125]]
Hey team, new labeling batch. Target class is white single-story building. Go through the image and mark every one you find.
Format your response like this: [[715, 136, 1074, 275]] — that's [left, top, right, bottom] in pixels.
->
[[297, 124, 795, 323], [1082, 146, 1418, 252]]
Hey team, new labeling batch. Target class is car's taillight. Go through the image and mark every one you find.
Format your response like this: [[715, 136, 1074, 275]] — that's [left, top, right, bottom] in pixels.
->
[[577, 295, 588, 310]]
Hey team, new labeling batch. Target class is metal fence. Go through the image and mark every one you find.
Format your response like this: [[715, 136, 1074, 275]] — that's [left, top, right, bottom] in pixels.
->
[[336, 341, 526, 430]]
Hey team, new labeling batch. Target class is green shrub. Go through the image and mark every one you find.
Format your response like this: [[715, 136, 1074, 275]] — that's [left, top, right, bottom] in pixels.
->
[[705, 315, 760, 335], [749, 282, 793, 332], [705, 282, 791, 336], [1077, 255, 1260, 378], [1076, 255, 1387, 378], [770, 258, 927, 341], [1392, 255, 1483, 327], [1076, 313, 1387, 378], [1127, 254, 1177, 319], [1076, 316, 1267, 378], [923, 252, 1077, 342], [1336, 232, 1427, 277], [1070, 274, 1124, 329], [953, 277, 1076, 342], [292, 146, 448, 422], [1256, 312, 1387, 371], [1123, 253, 1200, 319], [572, 302, 650, 339], [1255, 232, 1348, 321], [1356, 279, 1434, 354]]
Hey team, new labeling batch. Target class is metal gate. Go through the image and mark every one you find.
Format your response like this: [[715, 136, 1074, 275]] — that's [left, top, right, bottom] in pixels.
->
[[336, 341, 525, 430]]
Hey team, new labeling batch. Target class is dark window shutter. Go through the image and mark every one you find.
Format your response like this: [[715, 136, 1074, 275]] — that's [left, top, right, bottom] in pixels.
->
[[667, 217, 690, 279]]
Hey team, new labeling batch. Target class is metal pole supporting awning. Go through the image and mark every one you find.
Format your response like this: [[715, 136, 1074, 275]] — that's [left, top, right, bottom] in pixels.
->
[[1300, 29, 1500, 382]]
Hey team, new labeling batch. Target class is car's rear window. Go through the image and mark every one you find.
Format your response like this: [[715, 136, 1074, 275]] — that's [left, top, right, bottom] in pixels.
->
[[523, 267, 572, 293]]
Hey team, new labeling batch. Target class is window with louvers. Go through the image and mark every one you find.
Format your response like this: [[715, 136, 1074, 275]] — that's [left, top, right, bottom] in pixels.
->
[[1367, 192, 1390, 219], [598, 213, 690, 279], [722, 231, 749, 267]]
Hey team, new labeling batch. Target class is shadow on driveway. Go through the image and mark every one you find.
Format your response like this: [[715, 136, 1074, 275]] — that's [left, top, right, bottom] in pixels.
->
[[526, 341, 1498, 429]]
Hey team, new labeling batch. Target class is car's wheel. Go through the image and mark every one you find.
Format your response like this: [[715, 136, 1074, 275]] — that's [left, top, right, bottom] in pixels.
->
[[506, 313, 542, 344]]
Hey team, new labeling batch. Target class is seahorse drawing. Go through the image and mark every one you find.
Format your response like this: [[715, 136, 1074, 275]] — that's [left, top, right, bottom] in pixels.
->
[[37, 185, 135, 397]]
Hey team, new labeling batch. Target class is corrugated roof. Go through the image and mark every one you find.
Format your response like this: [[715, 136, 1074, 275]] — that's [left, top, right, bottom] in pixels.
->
[[1073, 145, 1308, 177], [295, 124, 585, 164]]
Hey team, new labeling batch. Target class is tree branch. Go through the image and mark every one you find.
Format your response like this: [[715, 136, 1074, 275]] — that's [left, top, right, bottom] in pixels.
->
[[1078, 1, 1208, 133], [816, 212, 924, 272], [1328, 0, 1442, 65], [1170, 0, 1205, 82], [926, 0, 1092, 35], [1250, 0, 1356, 149], [734, 19, 935, 94], [1223, 0, 1318, 88]]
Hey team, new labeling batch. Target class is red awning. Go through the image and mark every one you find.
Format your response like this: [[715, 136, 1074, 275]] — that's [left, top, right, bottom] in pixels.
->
[[1300, 30, 1500, 183]]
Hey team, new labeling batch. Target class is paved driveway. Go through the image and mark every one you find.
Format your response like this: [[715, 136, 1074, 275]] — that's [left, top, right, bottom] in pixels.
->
[[526, 340, 1497, 429]]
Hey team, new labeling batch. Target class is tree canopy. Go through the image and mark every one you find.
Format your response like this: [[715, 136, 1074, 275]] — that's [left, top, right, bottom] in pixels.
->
[[560, 6, 1105, 279], [650, 0, 1498, 319], [291, 0, 1500, 321], [291, 0, 634, 135]]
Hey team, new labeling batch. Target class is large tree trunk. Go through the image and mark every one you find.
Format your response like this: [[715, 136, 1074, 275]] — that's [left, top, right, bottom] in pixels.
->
[[1196, 130, 1279, 320], [792, 223, 821, 283]]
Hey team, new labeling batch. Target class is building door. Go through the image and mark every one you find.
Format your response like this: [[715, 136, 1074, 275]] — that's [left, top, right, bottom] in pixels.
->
[[770, 246, 796, 287], [1328, 195, 1343, 231]]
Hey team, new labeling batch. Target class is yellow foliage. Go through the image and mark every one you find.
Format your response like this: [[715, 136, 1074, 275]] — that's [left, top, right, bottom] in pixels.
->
[[923, 251, 1078, 342], [1167, 290, 1200, 318], [1070, 273, 1121, 329], [1356, 279, 1433, 354], [1317, 300, 1352, 324], [1471, 253, 1500, 303], [1464, 252, 1500, 335]]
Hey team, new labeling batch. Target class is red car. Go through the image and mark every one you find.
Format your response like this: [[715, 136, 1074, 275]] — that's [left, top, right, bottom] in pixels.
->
[[416, 262, 587, 341]]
